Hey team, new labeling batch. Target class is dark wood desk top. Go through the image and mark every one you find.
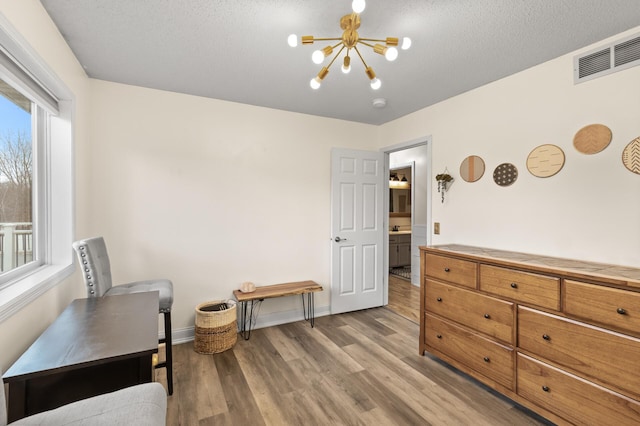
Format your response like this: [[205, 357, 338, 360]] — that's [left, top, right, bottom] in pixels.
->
[[3, 292, 159, 383], [233, 280, 323, 302]]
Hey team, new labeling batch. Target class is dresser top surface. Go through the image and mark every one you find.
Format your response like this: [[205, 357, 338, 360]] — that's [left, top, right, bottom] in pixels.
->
[[422, 244, 640, 289]]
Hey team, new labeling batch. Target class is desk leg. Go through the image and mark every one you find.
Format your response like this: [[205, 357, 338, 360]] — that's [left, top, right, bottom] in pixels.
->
[[301, 292, 316, 328]]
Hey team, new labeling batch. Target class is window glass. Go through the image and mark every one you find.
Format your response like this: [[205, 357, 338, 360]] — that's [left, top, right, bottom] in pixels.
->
[[0, 78, 33, 274]]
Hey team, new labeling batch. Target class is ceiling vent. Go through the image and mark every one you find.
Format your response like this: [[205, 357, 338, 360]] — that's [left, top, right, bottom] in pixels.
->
[[574, 33, 640, 84]]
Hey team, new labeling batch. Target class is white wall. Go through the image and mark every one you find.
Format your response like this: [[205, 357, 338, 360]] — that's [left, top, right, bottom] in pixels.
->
[[0, 0, 89, 371], [85, 80, 378, 338], [379, 26, 640, 268]]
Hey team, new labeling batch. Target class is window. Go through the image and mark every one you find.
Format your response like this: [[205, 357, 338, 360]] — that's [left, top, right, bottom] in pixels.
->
[[0, 80, 35, 277], [0, 16, 74, 322]]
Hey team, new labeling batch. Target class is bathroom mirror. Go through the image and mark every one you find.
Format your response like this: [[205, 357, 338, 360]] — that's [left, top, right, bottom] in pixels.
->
[[390, 167, 411, 217], [390, 188, 411, 216]]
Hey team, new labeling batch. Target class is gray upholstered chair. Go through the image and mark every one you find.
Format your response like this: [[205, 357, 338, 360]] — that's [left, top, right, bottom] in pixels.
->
[[72, 237, 174, 395], [1, 378, 167, 425]]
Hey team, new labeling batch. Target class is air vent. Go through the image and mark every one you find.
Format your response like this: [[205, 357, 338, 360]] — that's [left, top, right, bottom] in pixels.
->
[[578, 49, 610, 78], [614, 36, 640, 67], [574, 33, 640, 84]]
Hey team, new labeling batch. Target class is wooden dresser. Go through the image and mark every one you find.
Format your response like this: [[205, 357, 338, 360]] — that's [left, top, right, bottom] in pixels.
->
[[420, 244, 640, 425]]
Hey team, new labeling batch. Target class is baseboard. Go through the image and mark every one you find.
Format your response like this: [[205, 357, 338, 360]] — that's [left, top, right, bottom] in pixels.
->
[[167, 304, 331, 344]]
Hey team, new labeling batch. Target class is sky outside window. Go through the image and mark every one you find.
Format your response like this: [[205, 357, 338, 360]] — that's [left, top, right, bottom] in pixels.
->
[[0, 90, 31, 138]]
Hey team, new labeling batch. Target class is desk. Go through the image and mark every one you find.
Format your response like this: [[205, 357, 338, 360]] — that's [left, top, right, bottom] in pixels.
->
[[233, 280, 323, 340], [2, 292, 159, 422]]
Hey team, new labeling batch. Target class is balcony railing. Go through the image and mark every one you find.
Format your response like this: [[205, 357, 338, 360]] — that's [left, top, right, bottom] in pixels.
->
[[0, 223, 33, 272]]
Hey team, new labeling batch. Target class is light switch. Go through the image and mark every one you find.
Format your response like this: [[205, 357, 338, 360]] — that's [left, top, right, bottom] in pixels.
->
[[434, 222, 440, 235]]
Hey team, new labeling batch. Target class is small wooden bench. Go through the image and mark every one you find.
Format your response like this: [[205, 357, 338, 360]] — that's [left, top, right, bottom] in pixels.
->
[[233, 280, 323, 340]]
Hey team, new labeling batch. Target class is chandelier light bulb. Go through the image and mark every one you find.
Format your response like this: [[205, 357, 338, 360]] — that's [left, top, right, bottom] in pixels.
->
[[287, 34, 298, 47], [401, 37, 412, 50], [342, 56, 351, 74], [310, 77, 321, 90], [352, 0, 366, 14], [312, 50, 324, 64], [370, 78, 381, 90], [385, 47, 398, 61]]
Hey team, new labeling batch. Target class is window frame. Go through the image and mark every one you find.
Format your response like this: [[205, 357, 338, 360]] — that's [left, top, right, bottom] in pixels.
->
[[0, 13, 74, 323]]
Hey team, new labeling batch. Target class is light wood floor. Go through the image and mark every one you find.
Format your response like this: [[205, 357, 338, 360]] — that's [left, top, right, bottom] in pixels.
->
[[157, 308, 551, 425], [387, 274, 420, 323]]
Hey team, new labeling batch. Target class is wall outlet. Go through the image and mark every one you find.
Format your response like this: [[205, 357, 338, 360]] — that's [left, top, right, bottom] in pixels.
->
[[434, 222, 440, 234]]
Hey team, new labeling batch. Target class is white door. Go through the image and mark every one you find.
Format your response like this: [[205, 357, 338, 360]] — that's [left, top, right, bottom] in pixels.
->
[[330, 148, 384, 314]]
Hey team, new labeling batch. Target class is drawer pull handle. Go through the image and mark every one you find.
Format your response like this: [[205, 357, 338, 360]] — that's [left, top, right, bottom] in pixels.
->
[[617, 308, 627, 315], [542, 334, 550, 341], [483, 357, 490, 363], [436, 334, 442, 339], [484, 313, 490, 319], [510, 282, 518, 288], [436, 297, 442, 302], [542, 386, 550, 392], [444, 268, 450, 272]]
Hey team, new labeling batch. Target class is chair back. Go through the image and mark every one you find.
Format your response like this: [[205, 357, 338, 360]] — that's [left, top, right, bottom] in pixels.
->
[[1, 370, 7, 426], [72, 237, 114, 297]]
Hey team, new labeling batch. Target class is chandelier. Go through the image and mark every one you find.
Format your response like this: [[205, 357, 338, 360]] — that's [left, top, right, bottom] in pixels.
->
[[287, 0, 411, 90]]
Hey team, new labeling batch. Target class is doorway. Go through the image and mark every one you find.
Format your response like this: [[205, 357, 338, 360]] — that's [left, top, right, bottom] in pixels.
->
[[389, 164, 413, 281], [384, 139, 431, 323]]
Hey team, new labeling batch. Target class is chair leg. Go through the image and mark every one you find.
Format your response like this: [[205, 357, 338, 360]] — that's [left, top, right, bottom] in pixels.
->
[[163, 311, 173, 395], [156, 312, 173, 395]]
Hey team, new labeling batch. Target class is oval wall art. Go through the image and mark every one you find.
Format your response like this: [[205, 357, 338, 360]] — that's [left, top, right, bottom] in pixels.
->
[[622, 137, 640, 175], [460, 155, 485, 182], [526, 144, 565, 178], [573, 124, 612, 154], [493, 163, 518, 186]]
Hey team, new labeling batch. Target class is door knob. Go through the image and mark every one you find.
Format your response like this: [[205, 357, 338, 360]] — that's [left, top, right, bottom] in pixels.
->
[[334, 236, 347, 242]]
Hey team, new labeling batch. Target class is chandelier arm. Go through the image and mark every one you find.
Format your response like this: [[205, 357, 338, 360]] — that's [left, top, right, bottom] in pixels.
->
[[358, 40, 376, 49], [310, 37, 343, 42], [358, 38, 391, 43], [353, 45, 369, 69], [326, 45, 347, 70]]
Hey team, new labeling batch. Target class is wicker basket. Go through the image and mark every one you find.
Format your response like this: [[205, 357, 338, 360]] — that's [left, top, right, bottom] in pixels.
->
[[194, 300, 237, 354]]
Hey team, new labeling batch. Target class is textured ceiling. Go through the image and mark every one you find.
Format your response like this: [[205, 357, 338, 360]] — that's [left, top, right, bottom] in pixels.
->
[[40, 0, 640, 125]]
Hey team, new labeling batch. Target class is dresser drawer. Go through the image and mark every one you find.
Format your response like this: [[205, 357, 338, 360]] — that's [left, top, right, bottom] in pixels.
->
[[564, 279, 640, 338], [425, 279, 514, 344], [518, 306, 640, 400], [479, 264, 560, 310], [517, 353, 640, 425], [425, 253, 477, 288], [425, 313, 514, 389]]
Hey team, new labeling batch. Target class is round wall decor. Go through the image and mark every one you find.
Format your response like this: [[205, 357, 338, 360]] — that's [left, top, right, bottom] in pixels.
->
[[573, 124, 612, 154], [493, 163, 518, 186], [460, 155, 485, 182], [526, 144, 565, 178], [622, 137, 640, 175]]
